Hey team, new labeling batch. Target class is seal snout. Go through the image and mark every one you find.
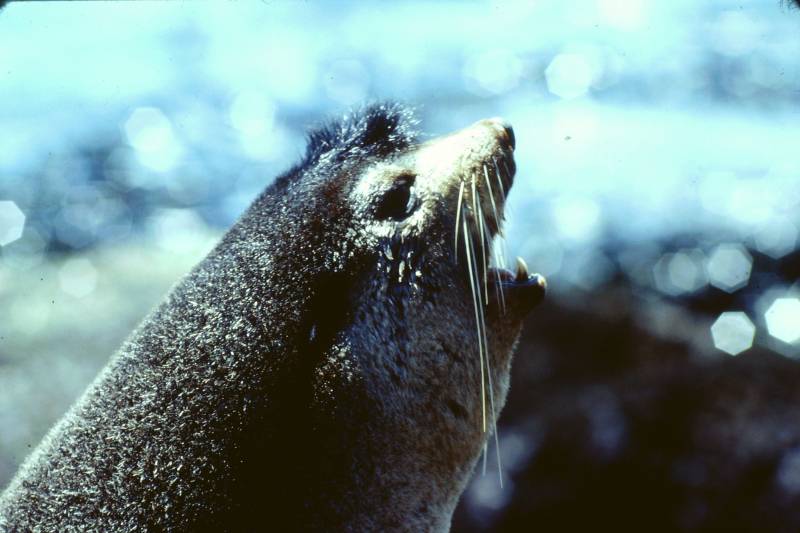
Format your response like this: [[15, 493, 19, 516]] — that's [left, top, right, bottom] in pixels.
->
[[479, 117, 516, 151], [486, 117, 515, 150], [453, 118, 517, 221], [481, 118, 516, 197], [470, 119, 546, 314], [439, 116, 545, 314]]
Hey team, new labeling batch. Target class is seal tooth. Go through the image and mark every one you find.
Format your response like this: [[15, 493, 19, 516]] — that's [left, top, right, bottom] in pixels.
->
[[515, 257, 528, 282]]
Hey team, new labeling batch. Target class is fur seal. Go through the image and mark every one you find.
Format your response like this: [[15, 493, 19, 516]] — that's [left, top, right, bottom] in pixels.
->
[[0, 103, 544, 532]]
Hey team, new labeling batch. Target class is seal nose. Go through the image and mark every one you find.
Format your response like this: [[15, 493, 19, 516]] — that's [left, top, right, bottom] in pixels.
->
[[484, 117, 515, 150], [499, 120, 515, 150]]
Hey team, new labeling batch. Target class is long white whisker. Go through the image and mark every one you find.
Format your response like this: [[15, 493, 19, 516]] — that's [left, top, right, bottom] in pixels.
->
[[493, 268, 505, 312], [493, 158, 507, 206], [486, 223, 507, 315], [495, 243, 507, 314], [454, 180, 465, 263], [470, 176, 489, 304], [482, 442, 488, 476], [495, 235, 508, 269], [480, 165, 506, 314], [492, 156, 511, 275], [471, 223, 502, 487], [463, 214, 486, 433], [478, 206, 489, 304], [484, 164, 502, 236], [494, 426, 504, 488]]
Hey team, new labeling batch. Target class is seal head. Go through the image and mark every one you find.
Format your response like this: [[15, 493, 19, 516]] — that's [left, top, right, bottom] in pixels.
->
[[284, 106, 546, 530]]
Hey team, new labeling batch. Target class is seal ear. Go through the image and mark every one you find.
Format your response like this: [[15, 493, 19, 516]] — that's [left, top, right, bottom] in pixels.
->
[[353, 103, 418, 156], [304, 103, 418, 164]]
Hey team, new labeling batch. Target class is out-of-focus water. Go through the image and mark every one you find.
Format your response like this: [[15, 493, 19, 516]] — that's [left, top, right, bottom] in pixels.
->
[[2, 1, 798, 277], [1, 0, 799, 527]]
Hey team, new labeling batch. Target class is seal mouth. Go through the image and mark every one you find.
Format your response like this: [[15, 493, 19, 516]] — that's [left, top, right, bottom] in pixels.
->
[[454, 118, 546, 316], [490, 259, 547, 313]]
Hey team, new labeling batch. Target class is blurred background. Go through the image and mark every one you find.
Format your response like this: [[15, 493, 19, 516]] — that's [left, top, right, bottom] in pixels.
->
[[1, 1, 799, 530]]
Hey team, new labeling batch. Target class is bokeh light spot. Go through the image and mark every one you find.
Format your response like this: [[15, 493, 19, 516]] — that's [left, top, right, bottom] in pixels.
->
[[545, 52, 596, 100], [710, 312, 755, 356], [229, 91, 276, 138], [653, 249, 707, 296], [466, 470, 514, 512], [228, 93, 291, 161], [124, 107, 182, 172], [706, 243, 752, 293], [58, 258, 98, 299], [754, 216, 798, 260], [1, 228, 47, 270], [551, 196, 601, 243], [0, 201, 26, 246], [520, 237, 564, 278], [765, 298, 800, 344], [148, 208, 217, 256], [597, 0, 649, 31], [464, 49, 523, 96]]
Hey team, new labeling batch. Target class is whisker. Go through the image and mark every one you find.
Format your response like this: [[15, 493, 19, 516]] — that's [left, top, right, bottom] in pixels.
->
[[482, 164, 507, 313], [471, 223, 502, 486], [467, 163, 507, 485], [493, 158, 507, 206], [500, 157, 512, 186], [487, 226, 507, 315], [495, 235, 508, 269], [463, 214, 486, 433], [492, 155, 512, 275], [477, 205, 489, 304], [478, 287, 503, 487], [493, 269, 505, 312], [482, 442, 488, 476], [484, 164, 502, 236], [470, 176, 489, 304], [495, 242, 507, 314], [494, 426, 504, 489], [454, 180, 465, 263], [464, 211, 503, 487]]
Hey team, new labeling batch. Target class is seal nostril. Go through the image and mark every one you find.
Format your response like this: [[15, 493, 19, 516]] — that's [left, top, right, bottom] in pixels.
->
[[500, 121, 515, 150]]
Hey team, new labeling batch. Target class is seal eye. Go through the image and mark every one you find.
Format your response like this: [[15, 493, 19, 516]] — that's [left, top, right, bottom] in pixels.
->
[[374, 174, 417, 221]]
